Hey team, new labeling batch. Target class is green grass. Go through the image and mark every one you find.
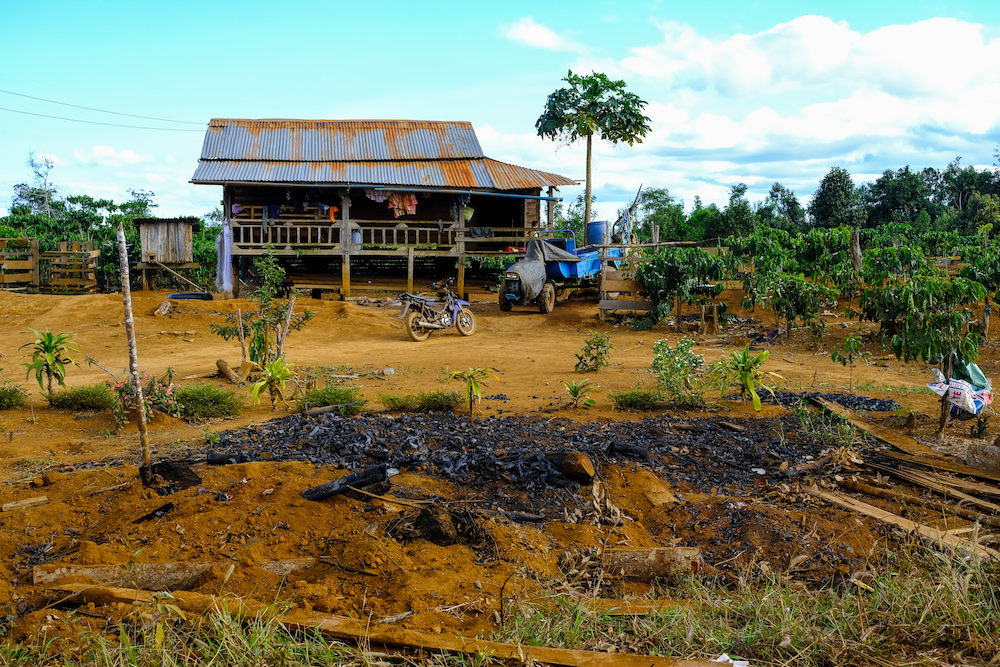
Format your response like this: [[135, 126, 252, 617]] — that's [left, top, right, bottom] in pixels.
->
[[3, 538, 997, 666], [0, 385, 27, 410], [174, 384, 244, 420], [380, 390, 463, 413], [609, 389, 664, 411], [496, 539, 1000, 665], [298, 385, 366, 415], [46, 383, 117, 411]]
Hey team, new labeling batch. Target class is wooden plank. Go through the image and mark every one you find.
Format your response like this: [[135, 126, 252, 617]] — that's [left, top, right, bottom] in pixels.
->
[[48, 584, 716, 667], [838, 479, 1000, 528], [812, 398, 950, 459], [2, 496, 49, 511], [883, 451, 1000, 483], [601, 279, 646, 292], [803, 488, 999, 559], [597, 299, 653, 311], [867, 463, 1000, 513], [1, 260, 35, 270]]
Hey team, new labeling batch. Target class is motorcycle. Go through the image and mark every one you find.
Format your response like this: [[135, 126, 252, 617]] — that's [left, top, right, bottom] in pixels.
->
[[398, 278, 477, 342]]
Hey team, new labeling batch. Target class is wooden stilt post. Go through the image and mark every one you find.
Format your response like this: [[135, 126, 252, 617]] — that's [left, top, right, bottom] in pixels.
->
[[407, 246, 414, 293], [340, 192, 351, 299], [455, 198, 465, 298]]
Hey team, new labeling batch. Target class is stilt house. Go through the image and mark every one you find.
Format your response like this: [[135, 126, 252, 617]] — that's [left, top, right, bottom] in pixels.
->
[[191, 119, 575, 296]]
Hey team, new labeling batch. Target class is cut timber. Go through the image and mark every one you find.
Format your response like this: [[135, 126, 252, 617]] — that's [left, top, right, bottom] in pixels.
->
[[602, 547, 701, 581], [546, 451, 596, 483], [216, 359, 242, 386], [837, 479, 1000, 528], [867, 463, 1000, 514], [812, 398, 949, 459], [883, 451, 1000, 483], [48, 584, 717, 667], [2, 496, 49, 512], [34, 558, 326, 589], [803, 488, 999, 560], [301, 465, 388, 501]]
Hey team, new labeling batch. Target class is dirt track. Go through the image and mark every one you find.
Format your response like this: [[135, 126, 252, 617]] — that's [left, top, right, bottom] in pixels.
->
[[0, 287, 993, 640]]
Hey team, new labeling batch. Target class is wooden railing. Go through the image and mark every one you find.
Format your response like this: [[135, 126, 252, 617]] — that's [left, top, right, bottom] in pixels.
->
[[229, 218, 538, 254]]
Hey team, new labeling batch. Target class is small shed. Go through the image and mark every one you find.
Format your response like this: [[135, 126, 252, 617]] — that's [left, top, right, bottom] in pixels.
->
[[134, 217, 201, 290]]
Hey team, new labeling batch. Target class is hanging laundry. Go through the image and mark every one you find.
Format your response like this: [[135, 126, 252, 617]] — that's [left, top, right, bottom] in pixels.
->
[[231, 204, 246, 215], [267, 205, 282, 220], [328, 205, 339, 223], [387, 192, 418, 218], [365, 189, 390, 203]]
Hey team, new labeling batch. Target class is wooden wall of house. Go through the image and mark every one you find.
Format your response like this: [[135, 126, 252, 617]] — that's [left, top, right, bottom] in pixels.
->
[[137, 220, 197, 263]]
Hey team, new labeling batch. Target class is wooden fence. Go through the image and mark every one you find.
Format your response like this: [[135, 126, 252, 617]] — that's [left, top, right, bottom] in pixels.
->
[[0, 238, 39, 291], [42, 241, 100, 293]]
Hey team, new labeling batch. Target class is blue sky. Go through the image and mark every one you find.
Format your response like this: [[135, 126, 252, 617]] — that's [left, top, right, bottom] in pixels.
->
[[2, 0, 999, 220]]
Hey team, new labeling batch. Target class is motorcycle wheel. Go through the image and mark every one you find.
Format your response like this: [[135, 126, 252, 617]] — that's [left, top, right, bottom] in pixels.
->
[[456, 309, 476, 336], [405, 311, 432, 342], [538, 283, 556, 314], [499, 294, 513, 311]]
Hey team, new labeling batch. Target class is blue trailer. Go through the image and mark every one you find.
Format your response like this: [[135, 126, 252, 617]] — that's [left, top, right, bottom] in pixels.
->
[[499, 211, 632, 313]]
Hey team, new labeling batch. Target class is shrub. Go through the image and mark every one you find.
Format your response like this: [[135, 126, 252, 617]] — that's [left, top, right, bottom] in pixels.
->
[[380, 391, 462, 413], [47, 383, 117, 411], [708, 344, 783, 411], [0, 384, 28, 410], [650, 338, 705, 406], [575, 331, 612, 373], [298, 385, 366, 415], [174, 385, 244, 420], [609, 388, 663, 411]]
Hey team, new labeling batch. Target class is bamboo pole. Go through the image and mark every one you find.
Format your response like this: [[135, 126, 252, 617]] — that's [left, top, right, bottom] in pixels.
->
[[116, 224, 151, 475]]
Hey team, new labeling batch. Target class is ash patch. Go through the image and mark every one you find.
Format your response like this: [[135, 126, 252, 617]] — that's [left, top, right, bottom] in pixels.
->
[[208, 412, 836, 499], [764, 392, 901, 412]]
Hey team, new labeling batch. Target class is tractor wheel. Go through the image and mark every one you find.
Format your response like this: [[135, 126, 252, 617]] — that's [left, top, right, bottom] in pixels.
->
[[538, 283, 556, 314], [405, 311, 432, 342], [499, 294, 513, 311], [456, 309, 476, 336]]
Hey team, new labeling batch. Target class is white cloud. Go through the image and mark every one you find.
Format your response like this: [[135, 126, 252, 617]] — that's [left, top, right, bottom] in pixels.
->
[[72, 146, 151, 167], [623, 15, 1000, 104], [500, 17, 584, 52]]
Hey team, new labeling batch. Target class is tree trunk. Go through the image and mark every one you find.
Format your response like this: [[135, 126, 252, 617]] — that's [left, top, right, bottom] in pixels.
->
[[936, 355, 954, 439], [584, 132, 593, 225]]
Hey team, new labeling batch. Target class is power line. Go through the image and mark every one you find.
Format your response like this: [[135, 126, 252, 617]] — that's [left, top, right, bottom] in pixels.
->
[[0, 88, 203, 125], [0, 106, 204, 131]]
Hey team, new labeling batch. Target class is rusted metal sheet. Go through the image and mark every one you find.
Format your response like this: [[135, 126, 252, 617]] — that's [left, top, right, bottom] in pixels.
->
[[193, 119, 576, 191], [191, 158, 575, 190], [200, 119, 484, 161]]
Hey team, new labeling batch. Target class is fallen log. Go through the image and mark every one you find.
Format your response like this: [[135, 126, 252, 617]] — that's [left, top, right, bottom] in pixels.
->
[[838, 479, 1000, 528], [216, 359, 243, 386], [803, 488, 999, 560], [34, 558, 350, 589], [47, 584, 717, 667], [867, 462, 1000, 514], [546, 451, 596, 483], [306, 401, 365, 417], [602, 547, 701, 581], [301, 465, 388, 501]]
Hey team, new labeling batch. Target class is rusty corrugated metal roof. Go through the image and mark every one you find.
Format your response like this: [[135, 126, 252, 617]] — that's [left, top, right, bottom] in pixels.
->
[[191, 158, 576, 189], [200, 119, 485, 161], [193, 119, 576, 191]]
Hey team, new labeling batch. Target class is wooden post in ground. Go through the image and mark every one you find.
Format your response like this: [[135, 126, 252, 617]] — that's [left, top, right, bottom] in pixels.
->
[[116, 223, 150, 475], [340, 192, 352, 299], [407, 246, 414, 293], [455, 200, 465, 298]]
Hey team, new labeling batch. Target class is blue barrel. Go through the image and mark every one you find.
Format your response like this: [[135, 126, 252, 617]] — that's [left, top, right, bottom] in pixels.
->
[[586, 220, 607, 246]]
